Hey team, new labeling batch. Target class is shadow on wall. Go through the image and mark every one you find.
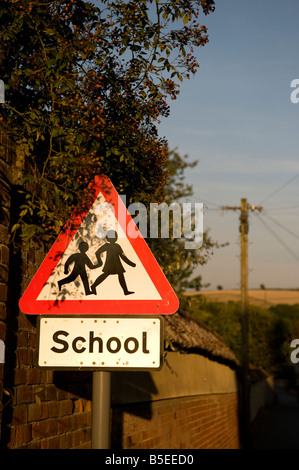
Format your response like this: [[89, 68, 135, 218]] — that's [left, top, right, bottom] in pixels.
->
[[53, 370, 93, 400], [110, 371, 157, 449]]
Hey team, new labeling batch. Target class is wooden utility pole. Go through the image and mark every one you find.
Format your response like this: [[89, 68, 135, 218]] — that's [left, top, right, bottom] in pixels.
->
[[222, 199, 262, 448], [240, 198, 250, 447]]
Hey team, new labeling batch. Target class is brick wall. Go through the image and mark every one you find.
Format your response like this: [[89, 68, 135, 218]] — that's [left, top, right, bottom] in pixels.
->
[[0, 132, 12, 442], [0, 135, 93, 449], [0, 240, 93, 448], [111, 393, 240, 449]]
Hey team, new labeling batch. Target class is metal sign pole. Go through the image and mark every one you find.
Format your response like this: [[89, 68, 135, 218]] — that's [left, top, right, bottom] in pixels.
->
[[92, 371, 111, 449]]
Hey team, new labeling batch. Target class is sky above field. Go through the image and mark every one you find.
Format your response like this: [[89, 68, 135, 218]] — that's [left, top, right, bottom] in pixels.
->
[[158, 0, 299, 290]]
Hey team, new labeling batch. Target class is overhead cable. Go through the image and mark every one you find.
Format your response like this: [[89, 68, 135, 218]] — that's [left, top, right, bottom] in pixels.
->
[[259, 173, 299, 205], [253, 212, 299, 262]]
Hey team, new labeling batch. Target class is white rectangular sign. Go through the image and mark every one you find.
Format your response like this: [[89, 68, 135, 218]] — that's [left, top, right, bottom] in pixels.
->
[[37, 316, 163, 370]]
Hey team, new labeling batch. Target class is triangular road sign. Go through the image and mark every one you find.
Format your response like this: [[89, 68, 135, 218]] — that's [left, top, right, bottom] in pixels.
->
[[19, 175, 179, 315]]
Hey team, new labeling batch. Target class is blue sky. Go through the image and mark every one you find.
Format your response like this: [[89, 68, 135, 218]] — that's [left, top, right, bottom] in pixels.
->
[[158, 0, 299, 289]]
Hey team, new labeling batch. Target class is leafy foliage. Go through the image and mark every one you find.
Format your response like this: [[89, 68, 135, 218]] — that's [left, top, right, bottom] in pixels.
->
[[188, 297, 299, 377], [0, 0, 215, 250], [146, 149, 223, 306]]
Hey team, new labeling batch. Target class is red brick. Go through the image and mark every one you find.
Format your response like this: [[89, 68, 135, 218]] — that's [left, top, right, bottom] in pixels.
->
[[0, 283, 7, 302], [32, 420, 47, 440], [0, 245, 9, 264], [14, 368, 27, 385], [46, 418, 59, 437], [72, 428, 90, 448], [17, 348, 34, 366], [11, 405, 27, 425], [73, 399, 84, 413], [111, 392, 241, 450], [45, 385, 57, 401], [28, 403, 49, 422], [48, 401, 60, 418], [0, 264, 8, 284], [0, 322, 5, 340], [0, 301, 6, 320], [16, 385, 34, 404], [27, 368, 42, 385], [59, 399, 73, 416], [18, 330, 36, 348], [13, 424, 32, 447]]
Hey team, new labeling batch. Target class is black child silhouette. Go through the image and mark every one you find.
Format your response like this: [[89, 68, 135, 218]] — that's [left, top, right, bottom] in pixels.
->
[[58, 241, 97, 296], [91, 230, 136, 295]]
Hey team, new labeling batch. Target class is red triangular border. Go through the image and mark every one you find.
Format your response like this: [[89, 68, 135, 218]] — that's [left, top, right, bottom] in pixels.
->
[[19, 175, 179, 315]]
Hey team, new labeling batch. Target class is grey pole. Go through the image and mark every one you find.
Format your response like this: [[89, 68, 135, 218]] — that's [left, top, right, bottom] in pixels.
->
[[92, 371, 111, 449]]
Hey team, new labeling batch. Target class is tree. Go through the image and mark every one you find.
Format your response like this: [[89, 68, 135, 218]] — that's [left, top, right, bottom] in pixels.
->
[[189, 275, 210, 291], [0, 0, 215, 249], [147, 149, 221, 305]]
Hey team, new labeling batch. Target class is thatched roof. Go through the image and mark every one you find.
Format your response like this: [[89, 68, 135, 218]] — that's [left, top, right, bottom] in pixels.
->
[[163, 310, 239, 367]]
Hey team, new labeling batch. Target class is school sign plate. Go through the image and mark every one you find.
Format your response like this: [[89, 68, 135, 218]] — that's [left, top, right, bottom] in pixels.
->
[[37, 316, 163, 370]]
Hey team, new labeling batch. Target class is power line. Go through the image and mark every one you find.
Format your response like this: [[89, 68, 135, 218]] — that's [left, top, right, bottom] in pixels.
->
[[253, 212, 299, 262], [199, 194, 299, 262], [259, 173, 299, 205], [263, 213, 299, 242], [197, 171, 299, 211], [266, 206, 299, 212], [197, 196, 221, 209]]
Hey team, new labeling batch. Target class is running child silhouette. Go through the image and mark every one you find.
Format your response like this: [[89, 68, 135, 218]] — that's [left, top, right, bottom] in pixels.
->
[[91, 230, 136, 295], [58, 241, 97, 296]]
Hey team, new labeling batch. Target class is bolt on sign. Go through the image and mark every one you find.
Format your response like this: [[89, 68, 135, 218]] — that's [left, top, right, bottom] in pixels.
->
[[19, 175, 179, 316], [37, 316, 163, 370]]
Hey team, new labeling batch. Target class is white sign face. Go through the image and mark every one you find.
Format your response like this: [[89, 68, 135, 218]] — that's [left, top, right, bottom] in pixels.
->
[[37, 316, 163, 370], [37, 191, 162, 302]]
